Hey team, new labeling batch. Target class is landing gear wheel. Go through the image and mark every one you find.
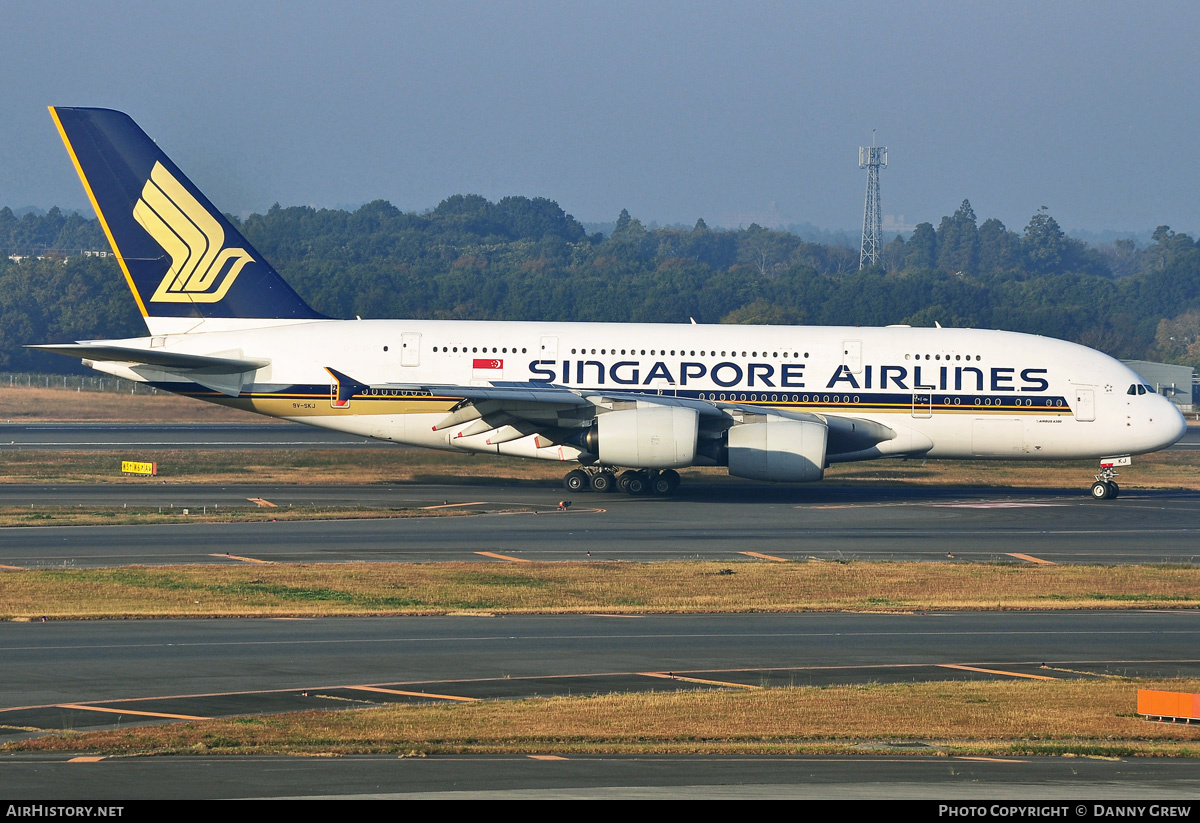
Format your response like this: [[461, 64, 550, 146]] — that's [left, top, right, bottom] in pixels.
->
[[651, 472, 677, 496], [563, 469, 589, 493], [625, 472, 650, 496], [616, 470, 639, 494], [1091, 461, 1123, 502], [590, 472, 616, 493], [659, 469, 681, 493]]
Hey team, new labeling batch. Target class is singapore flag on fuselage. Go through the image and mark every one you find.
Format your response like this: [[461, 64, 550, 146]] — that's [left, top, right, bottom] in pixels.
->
[[472, 358, 504, 379]]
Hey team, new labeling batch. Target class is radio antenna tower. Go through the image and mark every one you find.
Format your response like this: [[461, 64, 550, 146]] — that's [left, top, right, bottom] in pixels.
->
[[859, 131, 887, 269]]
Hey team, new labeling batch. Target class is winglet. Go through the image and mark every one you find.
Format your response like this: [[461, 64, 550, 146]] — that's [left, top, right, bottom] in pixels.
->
[[324, 367, 368, 408]]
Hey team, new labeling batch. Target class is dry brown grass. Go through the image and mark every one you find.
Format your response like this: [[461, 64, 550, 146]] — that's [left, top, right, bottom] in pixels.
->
[[0, 448, 565, 485], [0, 504, 484, 528], [0, 386, 264, 423], [11, 678, 1200, 757], [3, 561, 1198, 620]]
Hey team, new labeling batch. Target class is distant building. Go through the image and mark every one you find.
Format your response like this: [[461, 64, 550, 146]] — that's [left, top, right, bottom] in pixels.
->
[[5, 249, 107, 263], [1123, 360, 1196, 413], [718, 202, 787, 230], [881, 214, 917, 234]]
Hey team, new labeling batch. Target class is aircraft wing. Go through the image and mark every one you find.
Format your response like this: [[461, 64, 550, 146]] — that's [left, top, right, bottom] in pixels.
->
[[327, 369, 917, 458], [326, 370, 591, 407], [707, 400, 905, 456]]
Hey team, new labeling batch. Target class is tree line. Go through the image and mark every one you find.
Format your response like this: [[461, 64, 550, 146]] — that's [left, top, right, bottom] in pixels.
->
[[2, 195, 1199, 373]]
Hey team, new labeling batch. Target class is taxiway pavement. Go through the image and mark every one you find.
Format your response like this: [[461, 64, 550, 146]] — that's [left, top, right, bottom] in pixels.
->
[[3, 610, 1199, 797], [3, 422, 1198, 797], [1, 482, 1197, 567]]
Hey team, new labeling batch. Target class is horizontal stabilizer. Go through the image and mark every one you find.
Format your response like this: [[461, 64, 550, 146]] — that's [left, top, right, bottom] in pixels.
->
[[124, 365, 250, 397], [31, 343, 269, 398], [29, 343, 269, 372]]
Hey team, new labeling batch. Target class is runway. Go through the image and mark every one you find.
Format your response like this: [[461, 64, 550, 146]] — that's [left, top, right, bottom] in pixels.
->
[[6, 752, 1199, 800], [6, 611, 1198, 723], [3, 425, 1199, 797], [2, 482, 1198, 567], [3, 610, 1199, 797]]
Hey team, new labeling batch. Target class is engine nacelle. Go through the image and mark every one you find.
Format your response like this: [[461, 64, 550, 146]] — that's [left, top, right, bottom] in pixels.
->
[[727, 418, 827, 482], [590, 407, 699, 468]]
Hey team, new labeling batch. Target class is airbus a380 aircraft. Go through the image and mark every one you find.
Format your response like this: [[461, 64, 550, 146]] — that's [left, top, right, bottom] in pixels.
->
[[34, 107, 1186, 499]]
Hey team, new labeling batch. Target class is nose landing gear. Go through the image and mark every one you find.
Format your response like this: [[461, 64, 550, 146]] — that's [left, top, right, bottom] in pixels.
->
[[1090, 456, 1129, 500]]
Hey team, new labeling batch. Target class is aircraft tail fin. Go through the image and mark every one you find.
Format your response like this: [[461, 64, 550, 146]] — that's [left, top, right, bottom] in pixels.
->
[[49, 107, 326, 330]]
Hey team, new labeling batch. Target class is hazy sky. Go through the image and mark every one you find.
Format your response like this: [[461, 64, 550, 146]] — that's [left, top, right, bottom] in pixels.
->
[[2, 1, 1197, 235]]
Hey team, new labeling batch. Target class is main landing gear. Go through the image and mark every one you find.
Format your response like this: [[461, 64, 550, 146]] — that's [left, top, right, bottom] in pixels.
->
[[562, 467, 681, 496]]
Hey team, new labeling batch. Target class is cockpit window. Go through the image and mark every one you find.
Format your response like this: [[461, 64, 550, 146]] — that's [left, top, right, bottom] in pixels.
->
[[1129, 383, 1152, 395], [1128, 384, 1137, 395]]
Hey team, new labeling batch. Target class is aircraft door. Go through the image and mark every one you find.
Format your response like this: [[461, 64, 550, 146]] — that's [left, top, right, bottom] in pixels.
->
[[842, 340, 862, 373], [400, 332, 421, 367], [651, 380, 677, 398], [912, 386, 933, 418], [1072, 386, 1095, 422]]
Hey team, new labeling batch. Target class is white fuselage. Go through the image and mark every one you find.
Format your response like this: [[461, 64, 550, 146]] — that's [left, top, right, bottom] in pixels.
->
[[89, 318, 1187, 468]]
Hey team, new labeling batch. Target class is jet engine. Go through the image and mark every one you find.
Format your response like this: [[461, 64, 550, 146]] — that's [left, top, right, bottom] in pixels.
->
[[726, 418, 827, 482], [583, 407, 699, 468]]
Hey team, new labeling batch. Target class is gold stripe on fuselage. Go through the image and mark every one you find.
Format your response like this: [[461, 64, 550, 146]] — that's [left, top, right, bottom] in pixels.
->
[[183, 390, 1071, 419]]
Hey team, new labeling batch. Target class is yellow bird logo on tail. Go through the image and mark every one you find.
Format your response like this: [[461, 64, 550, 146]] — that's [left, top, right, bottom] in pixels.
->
[[133, 162, 254, 303]]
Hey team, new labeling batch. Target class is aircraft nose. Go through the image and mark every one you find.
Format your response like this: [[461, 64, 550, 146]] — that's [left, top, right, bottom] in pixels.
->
[[1152, 396, 1188, 451]]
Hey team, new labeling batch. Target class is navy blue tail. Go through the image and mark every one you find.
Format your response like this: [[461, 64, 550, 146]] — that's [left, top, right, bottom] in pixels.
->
[[51, 107, 325, 323]]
